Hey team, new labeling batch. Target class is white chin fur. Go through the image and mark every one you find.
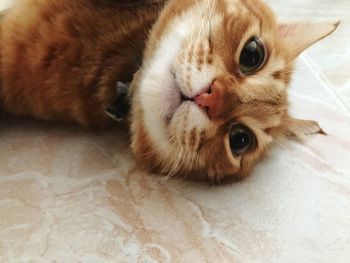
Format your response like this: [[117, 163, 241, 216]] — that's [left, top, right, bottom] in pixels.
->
[[138, 0, 219, 156], [139, 10, 195, 154]]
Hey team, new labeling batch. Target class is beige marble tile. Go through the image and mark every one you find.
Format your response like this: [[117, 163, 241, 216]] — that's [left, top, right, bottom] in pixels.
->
[[1, 0, 350, 262], [1, 58, 350, 261], [0, 0, 14, 12]]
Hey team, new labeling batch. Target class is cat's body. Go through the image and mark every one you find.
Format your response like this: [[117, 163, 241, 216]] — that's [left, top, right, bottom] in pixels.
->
[[0, 0, 164, 127], [0, 0, 338, 182]]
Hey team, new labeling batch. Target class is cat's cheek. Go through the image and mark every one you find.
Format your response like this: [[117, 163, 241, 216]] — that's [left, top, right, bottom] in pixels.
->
[[167, 102, 211, 140]]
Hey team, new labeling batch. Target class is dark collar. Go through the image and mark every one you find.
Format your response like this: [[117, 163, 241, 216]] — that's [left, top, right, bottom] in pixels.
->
[[105, 81, 130, 122]]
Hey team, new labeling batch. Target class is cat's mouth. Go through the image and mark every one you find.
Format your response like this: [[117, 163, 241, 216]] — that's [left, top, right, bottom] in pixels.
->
[[164, 72, 193, 121], [165, 70, 211, 124], [165, 87, 190, 123], [180, 93, 194, 102]]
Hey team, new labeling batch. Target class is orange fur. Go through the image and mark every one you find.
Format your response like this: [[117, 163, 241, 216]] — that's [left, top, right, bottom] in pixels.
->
[[0, 0, 338, 182], [0, 0, 164, 127], [130, 0, 338, 182]]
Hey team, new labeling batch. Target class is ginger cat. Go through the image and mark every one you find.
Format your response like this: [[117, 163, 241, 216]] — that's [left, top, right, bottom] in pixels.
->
[[0, 0, 338, 182]]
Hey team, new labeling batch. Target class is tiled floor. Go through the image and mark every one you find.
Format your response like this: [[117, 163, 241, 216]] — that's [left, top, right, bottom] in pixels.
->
[[1, 1, 350, 262]]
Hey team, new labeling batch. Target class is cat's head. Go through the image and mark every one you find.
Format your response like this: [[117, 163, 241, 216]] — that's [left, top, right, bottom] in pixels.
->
[[130, 0, 338, 182]]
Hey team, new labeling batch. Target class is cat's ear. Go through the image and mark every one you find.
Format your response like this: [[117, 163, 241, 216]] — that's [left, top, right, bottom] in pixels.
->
[[278, 21, 340, 58], [283, 118, 326, 140]]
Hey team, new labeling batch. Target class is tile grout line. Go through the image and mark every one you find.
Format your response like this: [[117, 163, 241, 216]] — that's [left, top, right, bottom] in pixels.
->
[[301, 54, 350, 113]]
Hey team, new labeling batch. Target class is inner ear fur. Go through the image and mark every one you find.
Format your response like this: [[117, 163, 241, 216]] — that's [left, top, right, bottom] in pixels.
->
[[278, 21, 340, 58], [283, 118, 326, 140]]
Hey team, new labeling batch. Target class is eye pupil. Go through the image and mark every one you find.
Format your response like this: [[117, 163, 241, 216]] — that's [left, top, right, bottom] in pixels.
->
[[229, 124, 255, 156], [239, 37, 265, 74], [241, 42, 259, 67], [233, 133, 250, 149]]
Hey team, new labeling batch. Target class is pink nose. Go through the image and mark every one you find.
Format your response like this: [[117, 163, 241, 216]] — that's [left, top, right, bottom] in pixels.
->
[[194, 81, 224, 119]]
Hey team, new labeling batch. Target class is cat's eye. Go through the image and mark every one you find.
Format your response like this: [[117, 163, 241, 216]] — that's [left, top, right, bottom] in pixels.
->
[[239, 37, 266, 74], [229, 124, 255, 156]]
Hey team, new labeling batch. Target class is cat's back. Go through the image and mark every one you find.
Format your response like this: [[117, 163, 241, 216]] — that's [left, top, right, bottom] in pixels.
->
[[0, 0, 164, 127]]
